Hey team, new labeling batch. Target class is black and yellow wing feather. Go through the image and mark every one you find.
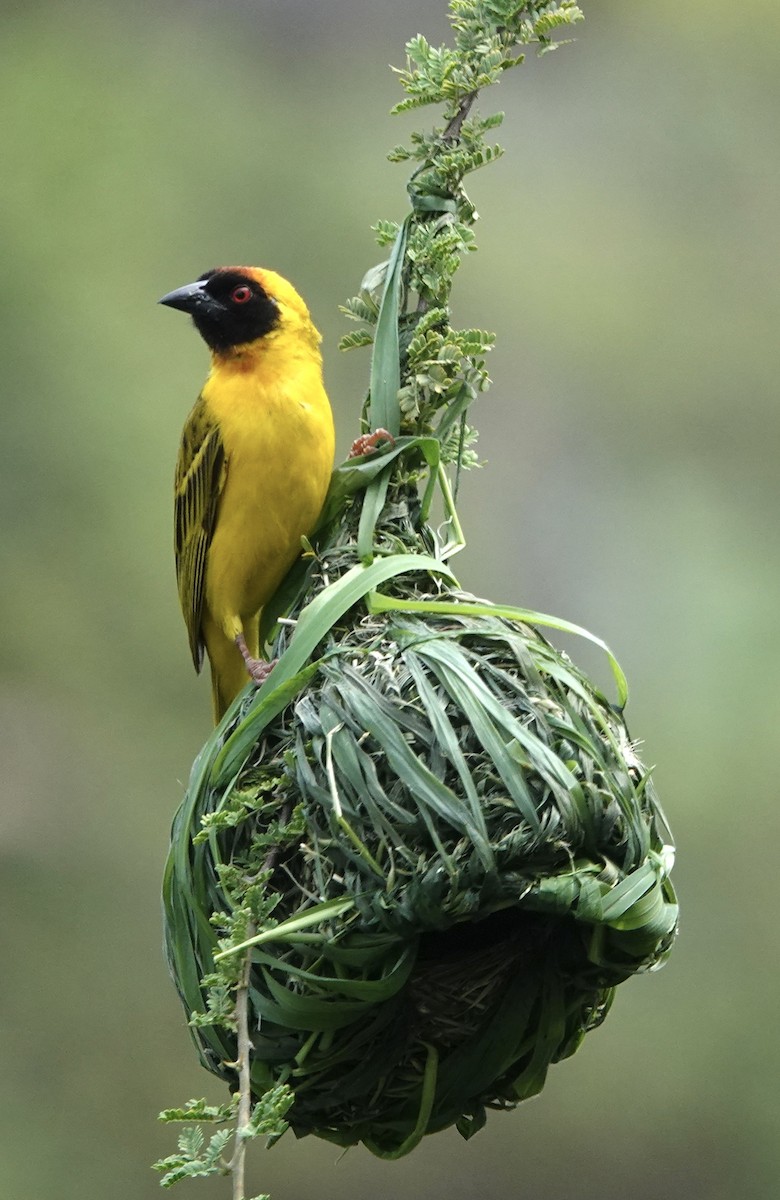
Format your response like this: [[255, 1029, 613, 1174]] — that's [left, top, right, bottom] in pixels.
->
[[174, 395, 226, 671]]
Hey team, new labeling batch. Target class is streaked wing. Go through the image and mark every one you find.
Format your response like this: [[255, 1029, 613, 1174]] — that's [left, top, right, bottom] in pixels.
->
[[174, 395, 226, 670]]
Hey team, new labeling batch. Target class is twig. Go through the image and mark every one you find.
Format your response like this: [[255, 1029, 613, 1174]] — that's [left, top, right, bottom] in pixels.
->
[[414, 90, 477, 319], [442, 89, 478, 141], [228, 813, 291, 1198], [229, 926, 255, 1200]]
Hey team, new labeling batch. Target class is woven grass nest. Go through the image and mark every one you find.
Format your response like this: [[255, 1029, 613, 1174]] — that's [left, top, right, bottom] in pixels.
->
[[164, 497, 677, 1158]]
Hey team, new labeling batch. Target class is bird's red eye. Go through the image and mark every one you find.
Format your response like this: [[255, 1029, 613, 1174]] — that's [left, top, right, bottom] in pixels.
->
[[231, 285, 252, 304]]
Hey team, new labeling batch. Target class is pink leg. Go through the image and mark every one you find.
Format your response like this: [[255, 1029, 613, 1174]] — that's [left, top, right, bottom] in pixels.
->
[[348, 428, 396, 459], [235, 634, 277, 686]]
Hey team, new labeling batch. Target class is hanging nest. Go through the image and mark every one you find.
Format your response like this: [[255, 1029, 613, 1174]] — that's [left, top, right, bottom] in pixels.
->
[[164, 493, 677, 1158]]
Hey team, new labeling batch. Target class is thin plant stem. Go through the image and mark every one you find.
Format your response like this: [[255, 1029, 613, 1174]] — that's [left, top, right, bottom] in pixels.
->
[[228, 814, 292, 1198], [229, 930, 255, 1200], [442, 89, 478, 140]]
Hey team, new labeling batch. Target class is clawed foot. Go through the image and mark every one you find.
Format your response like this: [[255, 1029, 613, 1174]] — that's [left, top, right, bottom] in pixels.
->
[[348, 428, 396, 459], [236, 634, 277, 687]]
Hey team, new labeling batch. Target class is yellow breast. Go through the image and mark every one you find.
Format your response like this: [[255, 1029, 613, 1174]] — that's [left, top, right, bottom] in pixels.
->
[[201, 333, 335, 627]]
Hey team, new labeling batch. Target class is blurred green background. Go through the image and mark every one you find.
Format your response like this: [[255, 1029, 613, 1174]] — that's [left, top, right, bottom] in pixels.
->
[[2, 1, 777, 1196]]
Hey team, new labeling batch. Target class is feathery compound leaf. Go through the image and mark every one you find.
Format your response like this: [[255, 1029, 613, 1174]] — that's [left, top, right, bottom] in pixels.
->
[[158, 1099, 237, 1123], [152, 1124, 232, 1188], [338, 329, 374, 352]]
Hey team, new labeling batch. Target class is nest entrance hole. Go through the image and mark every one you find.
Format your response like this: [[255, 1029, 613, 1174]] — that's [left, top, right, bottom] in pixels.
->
[[409, 908, 557, 1051]]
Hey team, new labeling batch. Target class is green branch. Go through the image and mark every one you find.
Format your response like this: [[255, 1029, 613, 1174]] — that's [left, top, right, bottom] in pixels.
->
[[342, 0, 584, 475]]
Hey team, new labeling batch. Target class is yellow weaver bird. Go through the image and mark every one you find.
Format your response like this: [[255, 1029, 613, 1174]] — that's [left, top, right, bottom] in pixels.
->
[[159, 266, 335, 722]]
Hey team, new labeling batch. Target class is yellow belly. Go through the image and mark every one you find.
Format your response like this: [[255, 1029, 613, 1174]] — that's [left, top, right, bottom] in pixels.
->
[[205, 450, 328, 626], [200, 355, 334, 717]]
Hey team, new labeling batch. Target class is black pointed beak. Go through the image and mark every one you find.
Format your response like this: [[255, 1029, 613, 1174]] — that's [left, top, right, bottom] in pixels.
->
[[158, 279, 213, 314]]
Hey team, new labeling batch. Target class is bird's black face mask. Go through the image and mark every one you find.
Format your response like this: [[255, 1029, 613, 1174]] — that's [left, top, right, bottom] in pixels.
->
[[159, 269, 279, 352]]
